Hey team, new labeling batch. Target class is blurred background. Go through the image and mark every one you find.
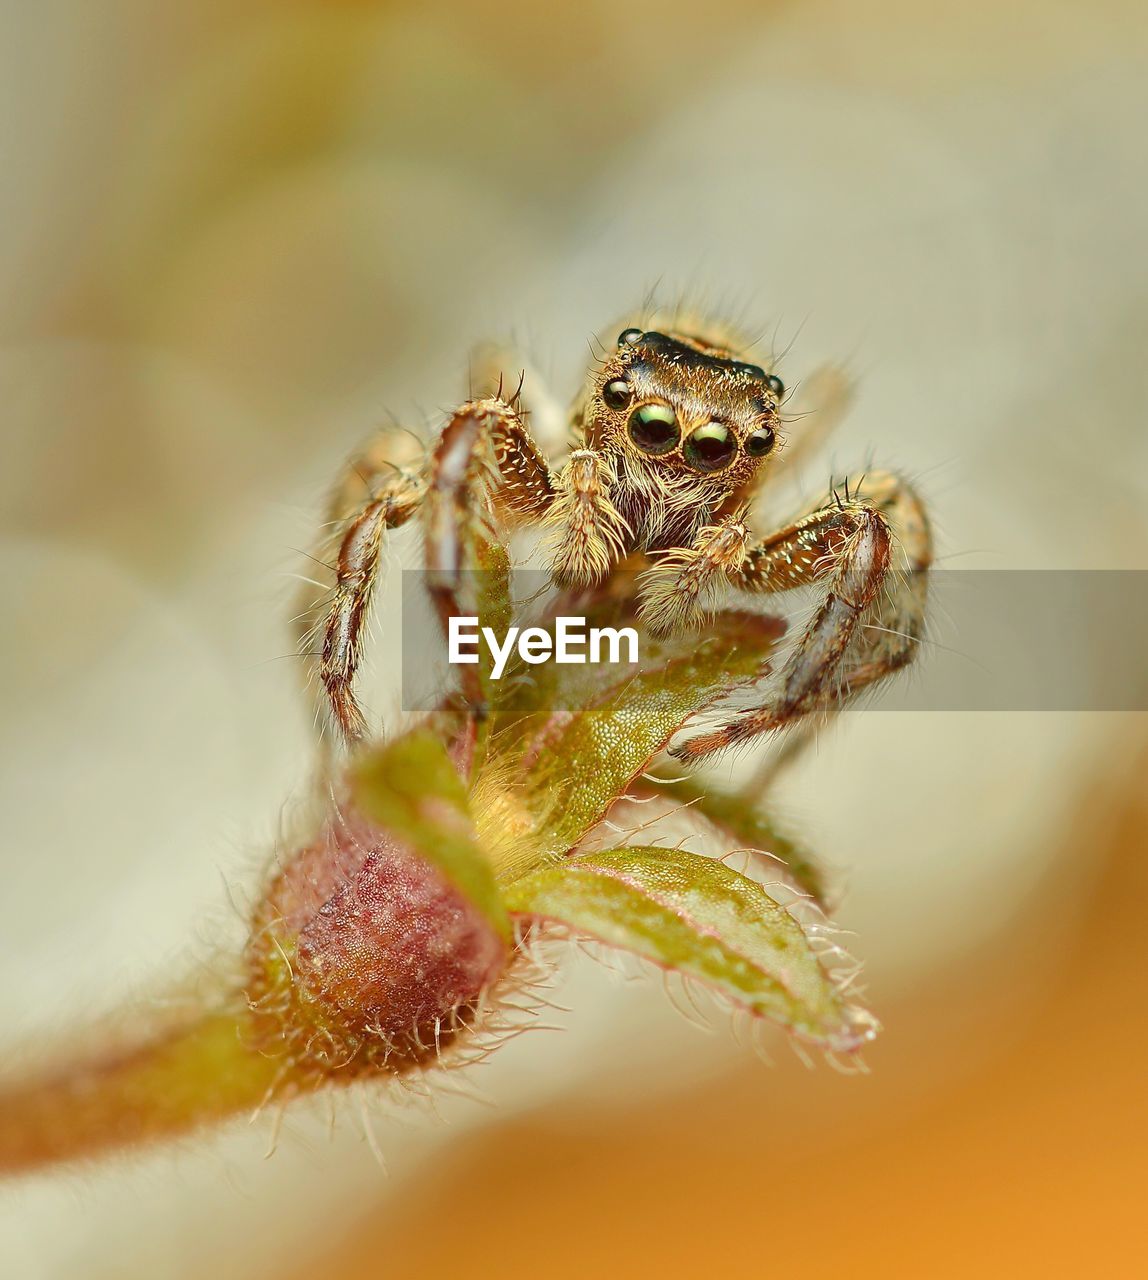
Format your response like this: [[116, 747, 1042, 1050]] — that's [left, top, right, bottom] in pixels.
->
[[1, 1, 1146, 1276]]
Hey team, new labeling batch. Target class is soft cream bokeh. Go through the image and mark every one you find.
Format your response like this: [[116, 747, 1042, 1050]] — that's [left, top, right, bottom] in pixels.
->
[[1, 2, 1145, 1276]]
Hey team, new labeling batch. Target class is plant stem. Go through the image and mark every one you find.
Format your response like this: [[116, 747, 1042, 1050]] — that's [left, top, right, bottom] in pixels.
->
[[0, 1000, 292, 1176]]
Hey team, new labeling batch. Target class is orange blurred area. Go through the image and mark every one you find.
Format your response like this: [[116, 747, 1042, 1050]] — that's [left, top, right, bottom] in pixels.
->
[[293, 742, 1148, 1280]]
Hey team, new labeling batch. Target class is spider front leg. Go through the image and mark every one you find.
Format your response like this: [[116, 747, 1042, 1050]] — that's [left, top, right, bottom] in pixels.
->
[[468, 342, 570, 455], [672, 471, 931, 762], [422, 396, 564, 720], [303, 399, 556, 745]]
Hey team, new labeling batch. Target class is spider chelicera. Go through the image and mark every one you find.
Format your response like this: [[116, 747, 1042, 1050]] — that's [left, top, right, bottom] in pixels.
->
[[297, 312, 932, 761]]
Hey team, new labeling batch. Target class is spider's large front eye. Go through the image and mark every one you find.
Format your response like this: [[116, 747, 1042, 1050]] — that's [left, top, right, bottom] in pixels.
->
[[765, 373, 785, 398], [744, 425, 775, 457], [628, 404, 680, 454], [602, 379, 632, 410], [618, 328, 643, 347], [684, 422, 737, 472]]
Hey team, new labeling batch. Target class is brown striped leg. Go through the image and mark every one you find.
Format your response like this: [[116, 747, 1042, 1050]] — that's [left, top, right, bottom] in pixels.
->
[[294, 426, 427, 744], [315, 477, 425, 744], [423, 397, 557, 714], [467, 342, 570, 455], [303, 398, 555, 745], [672, 471, 931, 762]]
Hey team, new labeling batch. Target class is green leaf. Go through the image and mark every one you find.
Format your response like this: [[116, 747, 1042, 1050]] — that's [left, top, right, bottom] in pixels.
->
[[632, 776, 827, 906], [504, 847, 875, 1051], [510, 612, 781, 855], [471, 537, 513, 770], [351, 729, 510, 939], [473, 537, 513, 704]]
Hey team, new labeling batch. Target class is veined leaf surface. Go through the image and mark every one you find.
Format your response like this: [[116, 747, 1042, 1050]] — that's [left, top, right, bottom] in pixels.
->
[[505, 846, 875, 1051]]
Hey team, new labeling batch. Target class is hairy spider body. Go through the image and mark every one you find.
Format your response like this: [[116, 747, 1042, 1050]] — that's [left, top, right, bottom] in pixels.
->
[[298, 311, 932, 760], [571, 328, 780, 555]]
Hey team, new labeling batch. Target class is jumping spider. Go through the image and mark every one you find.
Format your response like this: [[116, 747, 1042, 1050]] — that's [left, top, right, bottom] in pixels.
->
[[300, 313, 932, 761]]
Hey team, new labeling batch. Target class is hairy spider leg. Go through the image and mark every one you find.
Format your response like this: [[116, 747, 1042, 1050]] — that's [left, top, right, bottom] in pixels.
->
[[302, 398, 557, 744], [672, 471, 931, 762], [294, 425, 426, 744], [467, 342, 571, 456], [423, 397, 557, 716]]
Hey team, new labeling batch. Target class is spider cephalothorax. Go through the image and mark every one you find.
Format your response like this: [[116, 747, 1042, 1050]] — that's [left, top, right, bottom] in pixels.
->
[[568, 326, 785, 558], [298, 308, 932, 763]]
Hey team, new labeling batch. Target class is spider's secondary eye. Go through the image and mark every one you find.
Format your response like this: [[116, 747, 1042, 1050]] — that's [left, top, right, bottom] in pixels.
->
[[684, 422, 737, 472], [617, 328, 643, 347], [628, 404, 680, 454], [765, 373, 785, 398], [602, 379, 632, 410], [744, 426, 775, 457]]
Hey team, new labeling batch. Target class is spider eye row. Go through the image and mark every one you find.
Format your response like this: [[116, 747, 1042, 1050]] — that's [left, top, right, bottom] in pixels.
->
[[614, 328, 786, 400], [621, 401, 775, 471]]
